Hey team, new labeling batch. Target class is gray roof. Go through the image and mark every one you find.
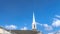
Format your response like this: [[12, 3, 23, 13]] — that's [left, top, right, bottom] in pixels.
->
[[11, 30, 40, 34]]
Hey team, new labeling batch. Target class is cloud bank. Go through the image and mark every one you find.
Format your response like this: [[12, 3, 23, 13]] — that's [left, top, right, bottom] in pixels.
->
[[43, 24, 53, 31], [37, 22, 53, 31], [20, 27, 28, 30], [5, 25, 17, 30], [48, 32, 54, 34], [52, 18, 60, 27], [2, 15, 60, 34]]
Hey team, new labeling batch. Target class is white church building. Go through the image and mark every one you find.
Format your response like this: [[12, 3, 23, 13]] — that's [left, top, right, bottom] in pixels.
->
[[0, 12, 42, 34]]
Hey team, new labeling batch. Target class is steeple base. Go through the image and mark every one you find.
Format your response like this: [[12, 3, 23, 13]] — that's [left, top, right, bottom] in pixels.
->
[[32, 29, 37, 31]]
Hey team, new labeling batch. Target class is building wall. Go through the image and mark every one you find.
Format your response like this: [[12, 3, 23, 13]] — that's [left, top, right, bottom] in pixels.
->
[[0, 28, 11, 34], [0, 28, 3, 33]]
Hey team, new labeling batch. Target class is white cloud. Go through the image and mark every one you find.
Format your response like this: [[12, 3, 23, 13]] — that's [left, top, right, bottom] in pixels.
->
[[36, 22, 43, 26], [48, 32, 54, 34], [20, 27, 28, 30], [5, 25, 17, 30], [36, 22, 53, 31], [55, 15, 60, 18], [43, 24, 53, 31], [48, 30, 60, 34], [52, 18, 60, 27], [55, 30, 60, 34]]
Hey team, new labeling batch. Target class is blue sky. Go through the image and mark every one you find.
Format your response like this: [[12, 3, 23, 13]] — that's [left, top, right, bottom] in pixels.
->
[[0, 0, 60, 34]]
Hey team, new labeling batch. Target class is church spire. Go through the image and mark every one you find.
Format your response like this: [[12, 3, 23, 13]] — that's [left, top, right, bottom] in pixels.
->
[[32, 12, 36, 30], [33, 12, 35, 24]]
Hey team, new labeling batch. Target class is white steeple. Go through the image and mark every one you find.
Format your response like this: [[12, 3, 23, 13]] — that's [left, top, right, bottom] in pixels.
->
[[32, 12, 36, 30]]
